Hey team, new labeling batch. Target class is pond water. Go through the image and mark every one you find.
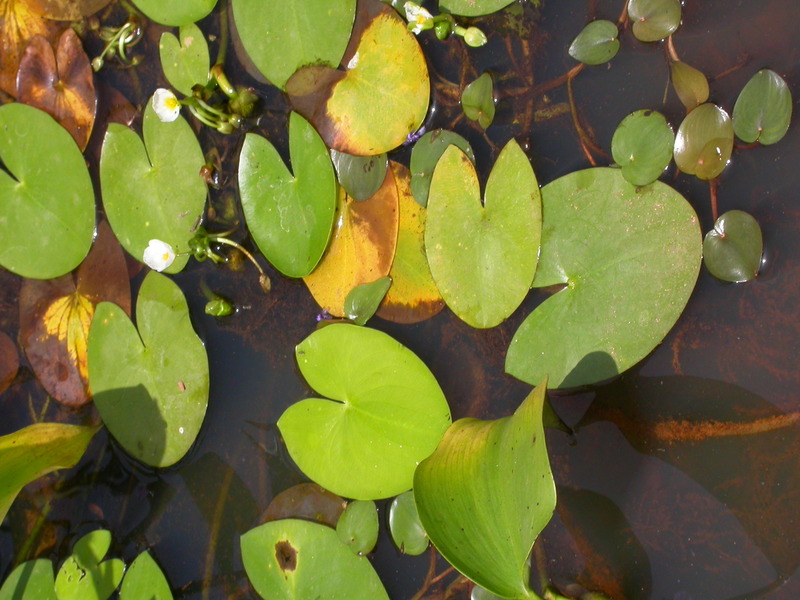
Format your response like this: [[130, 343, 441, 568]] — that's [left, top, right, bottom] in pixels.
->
[[1, 0, 799, 599]]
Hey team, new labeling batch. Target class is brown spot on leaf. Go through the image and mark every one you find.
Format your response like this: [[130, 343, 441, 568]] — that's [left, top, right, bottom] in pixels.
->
[[275, 540, 297, 572]]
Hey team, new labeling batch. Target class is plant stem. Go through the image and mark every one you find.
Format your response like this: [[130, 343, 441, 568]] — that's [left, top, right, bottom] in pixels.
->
[[709, 178, 719, 222], [215, 0, 230, 66]]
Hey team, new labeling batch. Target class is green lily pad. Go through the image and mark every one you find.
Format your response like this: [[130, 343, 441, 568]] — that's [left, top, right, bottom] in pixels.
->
[[0, 423, 97, 525], [88, 271, 209, 468], [239, 112, 337, 278], [673, 103, 734, 180], [241, 519, 390, 600], [506, 168, 701, 388], [414, 382, 556, 599], [344, 277, 392, 325], [232, 0, 355, 90], [568, 20, 620, 66], [425, 140, 541, 329], [55, 530, 125, 600], [0, 560, 56, 600], [703, 210, 763, 283], [670, 61, 709, 111], [278, 323, 451, 500], [100, 92, 207, 274], [627, 0, 681, 42], [337, 500, 379, 555], [439, 0, 515, 17], [410, 129, 475, 208], [119, 551, 173, 600], [0, 103, 94, 279], [611, 109, 675, 186], [732, 69, 792, 145], [130, 0, 217, 26], [330, 150, 387, 202], [159, 24, 210, 97], [388, 491, 428, 556], [461, 72, 495, 129]]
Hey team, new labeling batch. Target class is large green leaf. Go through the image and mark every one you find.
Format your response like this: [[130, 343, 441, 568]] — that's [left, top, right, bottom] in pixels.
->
[[159, 24, 210, 97], [506, 168, 701, 388], [88, 271, 209, 467], [414, 382, 556, 599], [439, 0, 514, 17], [278, 323, 451, 500], [425, 140, 541, 328], [119, 551, 173, 600], [239, 113, 337, 278], [732, 69, 792, 145], [241, 519, 390, 600], [0, 103, 94, 279], [0, 423, 97, 525], [611, 109, 675, 186], [673, 103, 734, 180], [130, 0, 217, 26], [232, 0, 355, 90], [0, 560, 56, 600], [54, 530, 125, 600], [100, 92, 207, 274]]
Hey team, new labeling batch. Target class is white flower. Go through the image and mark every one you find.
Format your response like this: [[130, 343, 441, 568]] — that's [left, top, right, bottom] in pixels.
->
[[152, 88, 181, 122], [143, 239, 176, 272], [405, 2, 433, 35]]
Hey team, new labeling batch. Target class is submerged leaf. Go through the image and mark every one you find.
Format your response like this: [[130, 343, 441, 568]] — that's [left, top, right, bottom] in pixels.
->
[[703, 210, 763, 283], [263, 483, 347, 528], [673, 103, 734, 180], [732, 69, 792, 145], [568, 20, 620, 66], [461, 72, 495, 129]]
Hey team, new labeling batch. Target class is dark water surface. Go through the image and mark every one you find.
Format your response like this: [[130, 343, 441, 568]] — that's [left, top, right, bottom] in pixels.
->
[[1, 1, 799, 599]]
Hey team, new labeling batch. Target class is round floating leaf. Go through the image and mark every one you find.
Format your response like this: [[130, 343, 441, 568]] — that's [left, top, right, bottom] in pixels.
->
[[337, 500, 379, 555], [330, 150, 388, 202], [0, 560, 56, 600], [0, 332, 19, 395], [100, 91, 207, 274], [88, 271, 209, 468], [263, 483, 346, 528], [344, 277, 392, 325], [414, 383, 556, 599], [410, 129, 475, 208], [159, 24, 210, 97], [611, 109, 674, 186], [673, 103, 734, 180], [732, 69, 792, 145], [130, 0, 217, 26], [55, 530, 125, 600], [568, 20, 620, 66], [506, 168, 701, 388], [628, 0, 681, 42], [278, 324, 451, 500], [388, 491, 428, 556], [439, 0, 514, 17], [703, 210, 763, 283], [670, 60, 709, 111], [461, 72, 495, 129], [0, 102, 95, 279], [232, 0, 355, 90], [239, 112, 337, 278], [119, 551, 173, 600], [241, 519, 390, 600], [426, 140, 541, 329]]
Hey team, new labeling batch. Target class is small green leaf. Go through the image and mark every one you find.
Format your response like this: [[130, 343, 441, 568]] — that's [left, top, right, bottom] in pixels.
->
[[568, 20, 620, 66], [414, 382, 556, 599], [55, 530, 125, 600], [673, 103, 734, 180], [119, 551, 173, 600], [330, 150, 388, 202], [410, 129, 475, 207], [159, 24, 210, 97], [732, 69, 793, 145], [627, 0, 681, 42], [439, 0, 514, 17], [336, 500, 379, 555], [72, 529, 112, 565], [461, 72, 495, 129], [0, 560, 56, 600], [670, 61, 709, 111], [703, 210, 763, 283], [388, 491, 428, 556], [611, 109, 675, 186], [131, 0, 217, 26], [344, 277, 392, 325]]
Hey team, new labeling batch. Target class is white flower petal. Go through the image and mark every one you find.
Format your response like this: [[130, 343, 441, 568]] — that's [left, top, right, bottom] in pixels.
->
[[143, 239, 176, 272], [404, 2, 433, 35], [152, 88, 181, 123]]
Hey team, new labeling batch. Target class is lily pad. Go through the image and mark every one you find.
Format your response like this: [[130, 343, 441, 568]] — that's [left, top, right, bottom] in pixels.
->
[[414, 382, 556, 599], [330, 150, 388, 202], [461, 72, 495, 129], [130, 0, 217, 27], [55, 530, 125, 600], [670, 60, 709, 111], [344, 277, 392, 325], [425, 140, 541, 329], [100, 91, 207, 274], [611, 109, 675, 186], [568, 20, 620, 66], [388, 491, 428, 556], [410, 129, 475, 208], [88, 271, 209, 468], [673, 103, 734, 180], [0, 559, 56, 600], [241, 519, 390, 600], [278, 323, 451, 500], [439, 0, 514, 17], [627, 0, 681, 42], [119, 551, 173, 600], [0, 102, 95, 280], [703, 210, 763, 283], [239, 112, 337, 278], [159, 24, 210, 97], [337, 500, 379, 555], [732, 69, 792, 145], [505, 168, 701, 388], [232, 0, 355, 90]]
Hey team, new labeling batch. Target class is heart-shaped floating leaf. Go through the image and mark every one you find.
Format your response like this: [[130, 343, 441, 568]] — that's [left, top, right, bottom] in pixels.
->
[[410, 129, 475, 208], [506, 168, 701, 388], [330, 150, 387, 202], [461, 72, 495, 129], [627, 0, 681, 42], [130, 0, 217, 26], [0, 423, 98, 525], [425, 140, 541, 329], [670, 61, 709, 111], [0, 559, 56, 600], [287, 0, 429, 155], [232, 0, 355, 90], [88, 271, 209, 467], [0, 332, 19, 395], [0, 102, 95, 279], [388, 490, 428, 556], [278, 323, 450, 500], [241, 519, 390, 600], [337, 500, 379, 555], [732, 69, 792, 145], [239, 112, 337, 278], [344, 277, 391, 325], [703, 210, 762, 283], [0, 0, 62, 95], [439, 0, 514, 17], [55, 530, 125, 600], [611, 109, 675, 186], [16, 29, 96, 150], [568, 20, 620, 66], [673, 102, 734, 180], [100, 91, 207, 274], [159, 24, 210, 97], [414, 382, 556, 599], [119, 551, 173, 600]]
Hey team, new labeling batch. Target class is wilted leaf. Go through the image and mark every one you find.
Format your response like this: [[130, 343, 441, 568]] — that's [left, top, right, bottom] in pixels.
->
[[461, 72, 495, 129], [627, 0, 681, 42], [670, 60, 709, 111], [611, 109, 674, 186], [409, 129, 475, 208], [732, 69, 793, 145], [673, 103, 734, 180], [159, 24, 210, 97], [0, 332, 18, 394], [568, 20, 620, 66], [263, 483, 346, 528], [703, 210, 763, 283]]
